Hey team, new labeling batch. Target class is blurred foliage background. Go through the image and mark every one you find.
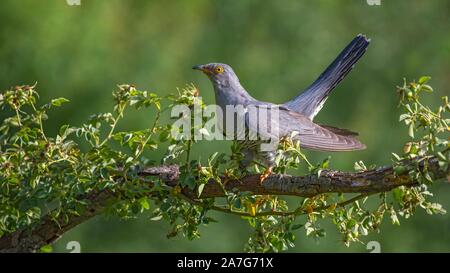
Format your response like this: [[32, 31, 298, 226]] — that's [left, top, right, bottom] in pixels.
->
[[0, 0, 449, 252]]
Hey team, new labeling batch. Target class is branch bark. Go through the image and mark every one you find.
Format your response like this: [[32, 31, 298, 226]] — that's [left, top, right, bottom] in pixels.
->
[[0, 156, 447, 253]]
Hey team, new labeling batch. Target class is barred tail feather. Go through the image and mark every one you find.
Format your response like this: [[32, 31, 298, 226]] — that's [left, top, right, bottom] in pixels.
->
[[283, 34, 370, 120]]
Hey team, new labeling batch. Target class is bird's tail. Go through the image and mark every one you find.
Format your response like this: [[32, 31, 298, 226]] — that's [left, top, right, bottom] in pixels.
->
[[283, 34, 370, 120]]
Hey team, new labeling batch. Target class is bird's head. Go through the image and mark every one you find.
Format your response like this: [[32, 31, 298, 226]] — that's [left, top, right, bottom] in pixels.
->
[[192, 63, 239, 87]]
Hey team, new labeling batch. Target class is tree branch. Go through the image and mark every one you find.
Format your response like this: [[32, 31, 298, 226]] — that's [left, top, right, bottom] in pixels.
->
[[144, 157, 445, 199], [0, 156, 447, 252]]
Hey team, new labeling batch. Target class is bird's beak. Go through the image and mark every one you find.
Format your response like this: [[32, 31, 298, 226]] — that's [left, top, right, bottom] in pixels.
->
[[192, 64, 211, 74]]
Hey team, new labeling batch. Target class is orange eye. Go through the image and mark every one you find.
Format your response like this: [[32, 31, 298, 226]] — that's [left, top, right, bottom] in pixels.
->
[[214, 66, 224, 74]]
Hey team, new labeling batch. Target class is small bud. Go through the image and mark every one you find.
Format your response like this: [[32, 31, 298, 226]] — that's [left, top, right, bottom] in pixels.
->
[[327, 203, 337, 212], [403, 142, 412, 154], [193, 87, 200, 97], [173, 185, 181, 195], [305, 205, 314, 214]]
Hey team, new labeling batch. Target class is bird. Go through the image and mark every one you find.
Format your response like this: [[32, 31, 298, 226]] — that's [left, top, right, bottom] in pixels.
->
[[193, 34, 370, 182]]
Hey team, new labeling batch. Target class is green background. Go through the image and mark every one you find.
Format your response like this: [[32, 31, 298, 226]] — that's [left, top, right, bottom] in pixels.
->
[[1, 0, 449, 252]]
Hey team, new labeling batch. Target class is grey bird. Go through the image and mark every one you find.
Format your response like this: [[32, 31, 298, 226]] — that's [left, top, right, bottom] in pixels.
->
[[193, 34, 370, 181]]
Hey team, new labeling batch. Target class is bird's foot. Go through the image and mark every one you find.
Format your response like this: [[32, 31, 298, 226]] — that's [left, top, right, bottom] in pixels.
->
[[259, 167, 273, 185]]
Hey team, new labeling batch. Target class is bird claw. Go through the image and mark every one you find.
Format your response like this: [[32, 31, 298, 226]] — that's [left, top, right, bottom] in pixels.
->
[[259, 167, 273, 185]]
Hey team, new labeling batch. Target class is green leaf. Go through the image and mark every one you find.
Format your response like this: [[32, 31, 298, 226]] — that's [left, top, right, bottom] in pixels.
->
[[150, 215, 163, 221], [321, 156, 330, 169], [408, 123, 415, 138], [399, 113, 410, 122], [418, 76, 431, 84], [40, 244, 53, 253], [139, 198, 150, 210], [51, 97, 70, 107], [421, 84, 433, 93], [437, 152, 447, 161], [423, 172, 433, 183], [208, 152, 219, 166], [390, 208, 400, 225], [197, 183, 205, 197], [391, 153, 401, 161], [392, 188, 405, 203], [59, 124, 69, 136], [354, 161, 367, 171]]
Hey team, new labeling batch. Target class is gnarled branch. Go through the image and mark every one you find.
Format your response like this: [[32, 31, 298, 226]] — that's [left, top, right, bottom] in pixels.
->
[[0, 156, 447, 253]]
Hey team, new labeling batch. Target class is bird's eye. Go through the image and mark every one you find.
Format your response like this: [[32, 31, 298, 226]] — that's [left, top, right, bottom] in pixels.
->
[[214, 66, 224, 74]]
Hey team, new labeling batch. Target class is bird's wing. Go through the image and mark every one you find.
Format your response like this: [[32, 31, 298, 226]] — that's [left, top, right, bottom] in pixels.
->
[[318, 124, 359, 136], [244, 105, 366, 151], [282, 34, 370, 120]]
